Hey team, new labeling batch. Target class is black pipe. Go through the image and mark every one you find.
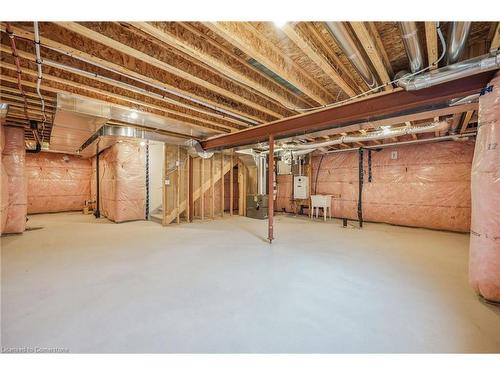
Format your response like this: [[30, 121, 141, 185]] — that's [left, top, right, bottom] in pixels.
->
[[358, 148, 364, 228], [368, 149, 372, 183], [94, 142, 101, 218]]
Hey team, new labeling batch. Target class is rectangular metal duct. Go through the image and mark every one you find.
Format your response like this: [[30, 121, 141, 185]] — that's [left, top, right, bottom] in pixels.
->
[[50, 94, 217, 155]]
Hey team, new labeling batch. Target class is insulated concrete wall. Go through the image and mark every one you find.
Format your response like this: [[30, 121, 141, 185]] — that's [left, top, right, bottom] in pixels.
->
[[469, 73, 500, 302], [1, 121, 8, 232], [1, 126, 27, 234], [99, 140, 146, 223], [296, 140, 474, 232], [26, 152, 92, 214], [310, 141, 474, 232]]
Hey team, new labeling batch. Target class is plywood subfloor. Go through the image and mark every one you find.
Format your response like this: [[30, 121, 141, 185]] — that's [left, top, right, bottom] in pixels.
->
[[1, 212, 499, 353]]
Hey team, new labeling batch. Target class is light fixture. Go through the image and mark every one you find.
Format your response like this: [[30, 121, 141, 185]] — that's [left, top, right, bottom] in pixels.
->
[[130, 111, 138, 120], [140, 141, 146, 147], [381, 125, 391, 134], [273, 21, 288, 28]]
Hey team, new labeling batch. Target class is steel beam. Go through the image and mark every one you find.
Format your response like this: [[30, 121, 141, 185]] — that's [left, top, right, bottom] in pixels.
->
[[201, 71, 495, 150]]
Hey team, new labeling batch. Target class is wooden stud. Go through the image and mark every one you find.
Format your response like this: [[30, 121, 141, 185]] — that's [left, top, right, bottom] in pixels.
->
[[176, 145, 181, 224], [230, 150, 234, 216], [210, 156, 215, 219], [425, 22, 439, 70], [201, 158, 205, 220], [489, 22, 500, 52], [220, 152, 224, 217], [162, 143, 168, 226], [460, 111, 474, 133]]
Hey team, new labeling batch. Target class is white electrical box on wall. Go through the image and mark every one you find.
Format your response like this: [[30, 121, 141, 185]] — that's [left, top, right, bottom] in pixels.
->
[[391, 151, 398, 160], [277, 160, 292, 175], [293, 176, 309, 199]]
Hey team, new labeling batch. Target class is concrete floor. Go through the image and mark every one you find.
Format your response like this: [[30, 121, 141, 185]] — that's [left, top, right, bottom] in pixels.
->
[[1, 212, 499, 353]]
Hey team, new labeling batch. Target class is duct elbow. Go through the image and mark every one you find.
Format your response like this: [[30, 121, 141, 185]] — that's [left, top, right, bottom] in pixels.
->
[[186, 139, 214, 159]]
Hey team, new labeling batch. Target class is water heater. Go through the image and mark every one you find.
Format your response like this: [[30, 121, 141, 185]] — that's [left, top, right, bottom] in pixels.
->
[[293, 176, 309, 199]]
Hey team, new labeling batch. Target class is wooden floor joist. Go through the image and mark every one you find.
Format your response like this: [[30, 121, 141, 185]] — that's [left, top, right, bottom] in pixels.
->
[[1, 21, 496, 153]]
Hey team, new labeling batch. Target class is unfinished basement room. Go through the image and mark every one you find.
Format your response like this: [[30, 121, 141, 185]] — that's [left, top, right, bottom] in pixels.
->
[[1, 10, 500, 358]]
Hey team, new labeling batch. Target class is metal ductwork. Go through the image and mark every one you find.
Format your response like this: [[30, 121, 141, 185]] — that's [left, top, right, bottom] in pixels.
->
[[185, 139, 214, 159], [446, 22, 472, 65], [325, 22, 379, 90], [398, 22, 424, 73], [280, 121, 450, 151], [78, 124, 191, 157], [255, 154, 267, 196], [0, 103, 8, 120], [398, 52, 500, 91]]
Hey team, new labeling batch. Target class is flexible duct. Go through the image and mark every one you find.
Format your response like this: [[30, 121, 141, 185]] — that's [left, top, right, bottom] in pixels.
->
[[280, 121, 449, 150], [325, 22, 379, 90], [398, 22, 424, 73], [446, 22, 471, 65], [398, 52, 500, 90], [324, 132, 475, 153], [186, 139, 214, 159]]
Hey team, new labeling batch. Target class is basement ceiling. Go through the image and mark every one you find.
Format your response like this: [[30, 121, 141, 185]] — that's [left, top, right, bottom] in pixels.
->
[[0, 21, 497, 152]]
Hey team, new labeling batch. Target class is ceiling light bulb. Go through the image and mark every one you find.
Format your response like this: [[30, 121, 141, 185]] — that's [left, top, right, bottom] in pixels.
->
[[273, 21, 288, 28], [140, 141, 146, 147], [130, 111, 138, 119]]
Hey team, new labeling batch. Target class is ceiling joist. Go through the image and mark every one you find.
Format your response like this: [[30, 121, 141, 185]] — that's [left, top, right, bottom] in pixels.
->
[[203, 22, 335, 106]]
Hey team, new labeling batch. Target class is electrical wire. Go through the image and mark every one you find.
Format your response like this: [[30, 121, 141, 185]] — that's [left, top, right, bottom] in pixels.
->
[[286, 22, 447, 113], [5, 24, 30, 123], [33, 21, 48, 143]]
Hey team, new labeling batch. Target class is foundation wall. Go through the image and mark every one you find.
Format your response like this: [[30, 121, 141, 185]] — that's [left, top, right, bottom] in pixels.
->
[[275, 141, 474, 232], [312, 141, 474, 232], [469, 72, 500, 302], [1, 126, 27, 234], [26, 152, 92, 214]]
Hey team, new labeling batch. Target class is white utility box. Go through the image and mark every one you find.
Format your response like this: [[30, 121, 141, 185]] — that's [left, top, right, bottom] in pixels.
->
[[293, 176, 309, 199], [277, 160, 292, 175]]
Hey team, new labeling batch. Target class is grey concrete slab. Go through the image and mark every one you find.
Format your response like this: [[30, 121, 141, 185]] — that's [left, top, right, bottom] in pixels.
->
[[1, 212, 499, 353]]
